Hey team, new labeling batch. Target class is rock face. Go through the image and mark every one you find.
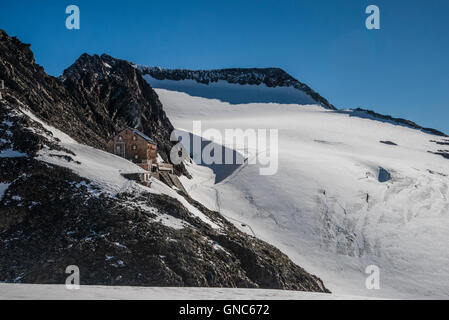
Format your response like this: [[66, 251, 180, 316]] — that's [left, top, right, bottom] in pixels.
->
[[139, 66, 336, 109], [0, 29, 329, 292]]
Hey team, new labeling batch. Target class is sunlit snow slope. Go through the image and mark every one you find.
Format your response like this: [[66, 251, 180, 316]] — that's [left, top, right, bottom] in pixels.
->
[[152, 84, 449, 299]]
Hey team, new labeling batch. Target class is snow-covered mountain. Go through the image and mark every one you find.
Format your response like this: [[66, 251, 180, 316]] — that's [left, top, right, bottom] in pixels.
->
[[142, 74, 449, 299], [138, 66, 335, 108], [0, 29, 329, 292]]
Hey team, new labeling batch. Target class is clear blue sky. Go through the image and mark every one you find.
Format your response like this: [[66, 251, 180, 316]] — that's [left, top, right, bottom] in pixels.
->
[[1, 0, 449, 133]]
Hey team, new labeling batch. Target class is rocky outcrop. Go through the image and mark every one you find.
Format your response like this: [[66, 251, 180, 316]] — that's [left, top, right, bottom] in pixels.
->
[[0, 30, 105, 150]]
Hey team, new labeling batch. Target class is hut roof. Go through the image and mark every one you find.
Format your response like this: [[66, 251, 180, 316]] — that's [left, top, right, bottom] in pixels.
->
[[122, 127, 157, 145]]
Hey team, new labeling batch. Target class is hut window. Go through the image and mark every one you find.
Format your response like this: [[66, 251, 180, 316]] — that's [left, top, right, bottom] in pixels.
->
[[132, 145, 137, 150], [118, 136, 122, 141], [133, 136, 137, 141], [135, 155, 138, 160]]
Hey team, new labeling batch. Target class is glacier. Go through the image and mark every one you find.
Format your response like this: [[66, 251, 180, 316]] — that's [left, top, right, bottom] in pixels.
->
[[150, 83, 449, 299]]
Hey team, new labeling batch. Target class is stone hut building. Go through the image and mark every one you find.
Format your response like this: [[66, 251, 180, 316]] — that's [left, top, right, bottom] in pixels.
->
[[108, 128, 182, 192], [107, 127, 157, 170]]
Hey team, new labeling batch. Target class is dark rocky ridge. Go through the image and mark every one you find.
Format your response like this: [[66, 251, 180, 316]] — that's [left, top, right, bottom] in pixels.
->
[[139, 66, 336, 109], [0, 30, 104, 149], [0, 29, 329, 292], [347, 108, 447, 137]]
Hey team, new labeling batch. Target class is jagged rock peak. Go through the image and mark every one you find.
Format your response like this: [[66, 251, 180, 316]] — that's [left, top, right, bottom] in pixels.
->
[[61, 53, 126, 82]]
